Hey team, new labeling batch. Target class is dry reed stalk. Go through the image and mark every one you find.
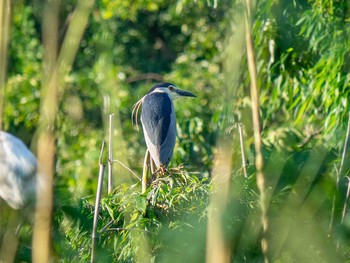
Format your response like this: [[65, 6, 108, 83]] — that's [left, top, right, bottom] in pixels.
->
[[206, 140, 233, 263], [0, 0, 10, 129], [108, 113, 114, 194], [91, 141, 106, 263], [32, 1, 59, 261], [32, 1, 93, 261], [243, 0, 269, 261]]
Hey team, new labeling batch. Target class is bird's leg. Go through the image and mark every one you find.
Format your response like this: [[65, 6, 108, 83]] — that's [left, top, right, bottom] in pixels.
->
[[142, 150, 151, 194], [150, 158, 156, 175], [154, 165, 168, 176]]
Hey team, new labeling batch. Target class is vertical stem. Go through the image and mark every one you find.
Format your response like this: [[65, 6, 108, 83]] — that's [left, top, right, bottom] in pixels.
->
[[0, 0, 11, 129], [238, 123, 248, 178], [32, 1, 93, 260], [32, 1, 59, 262], [91, 141, 106, 263], [206, 140, 232, 263], [243, 0, 269, 261], [108, 113, 114, 194]]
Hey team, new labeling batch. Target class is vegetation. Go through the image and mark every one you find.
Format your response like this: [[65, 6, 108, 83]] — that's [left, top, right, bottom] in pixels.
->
[[0, 0, 350, 262]]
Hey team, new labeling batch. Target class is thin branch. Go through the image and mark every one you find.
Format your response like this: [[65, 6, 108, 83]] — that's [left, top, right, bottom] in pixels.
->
[[105, 227, 155, 235], [108, 113, 114, 194], [112, 159, 141, 181], [98, 220, 115, 234]]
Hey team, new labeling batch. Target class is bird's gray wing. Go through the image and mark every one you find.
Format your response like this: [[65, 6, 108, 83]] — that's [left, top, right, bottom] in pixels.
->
[[141, 93, 172, 147]]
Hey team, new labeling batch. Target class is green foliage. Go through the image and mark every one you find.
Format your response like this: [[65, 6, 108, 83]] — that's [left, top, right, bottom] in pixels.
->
[[61, 171, 209, 262]]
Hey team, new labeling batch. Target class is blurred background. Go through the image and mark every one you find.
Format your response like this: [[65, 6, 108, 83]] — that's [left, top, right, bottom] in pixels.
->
[[1, 0, 350, 262]]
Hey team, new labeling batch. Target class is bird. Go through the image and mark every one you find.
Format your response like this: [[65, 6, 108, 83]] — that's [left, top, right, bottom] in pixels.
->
[[132, 82, 196, 176], [0, 131, 37, 209]]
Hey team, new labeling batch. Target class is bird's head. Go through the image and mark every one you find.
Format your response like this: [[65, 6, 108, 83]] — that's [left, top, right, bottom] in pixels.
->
[[148, 82, 196, 100]]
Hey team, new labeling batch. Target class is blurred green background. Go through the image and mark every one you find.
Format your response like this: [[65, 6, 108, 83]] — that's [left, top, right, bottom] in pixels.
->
[[1, 0, 350, 262]]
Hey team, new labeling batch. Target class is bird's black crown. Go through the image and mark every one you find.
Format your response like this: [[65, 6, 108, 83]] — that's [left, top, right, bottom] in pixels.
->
[[147, 82, 176, 94]]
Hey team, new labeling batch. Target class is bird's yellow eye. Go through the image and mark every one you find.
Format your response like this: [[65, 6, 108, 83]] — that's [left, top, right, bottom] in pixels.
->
[[168, 85, 175, 91]]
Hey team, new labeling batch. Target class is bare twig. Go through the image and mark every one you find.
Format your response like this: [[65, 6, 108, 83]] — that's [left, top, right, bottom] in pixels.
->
[[108, 113, 114, 194], [243, 0, 269, 261], [112, 159, 141, 181], [91, 141, 106, 263], [105, 227, 155, 235], [238, 123, 248, 178], [98, 220, 115, 234]]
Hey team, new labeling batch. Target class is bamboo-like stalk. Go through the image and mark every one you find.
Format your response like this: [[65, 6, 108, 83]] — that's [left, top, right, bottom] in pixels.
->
[[91, 141, 106, 263], [32, 1, 93, 261], [0, 0, 10, 129], [206, 141, 233, 263], [57, 0, 93, 73], [32, 1, 59, 261], [108, 113, 114, 194], [238, 123, 248, 178], [243, 0, 269, 261]]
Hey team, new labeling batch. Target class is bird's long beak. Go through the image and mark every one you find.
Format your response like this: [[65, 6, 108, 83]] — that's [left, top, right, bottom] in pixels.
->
[[175, 89, 196, 97]]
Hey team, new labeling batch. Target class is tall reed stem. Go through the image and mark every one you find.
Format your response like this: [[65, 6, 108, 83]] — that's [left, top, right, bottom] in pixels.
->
[[243, 0, 269, 261], [108, 113, 114, 194], [32, 1, 93, 261]]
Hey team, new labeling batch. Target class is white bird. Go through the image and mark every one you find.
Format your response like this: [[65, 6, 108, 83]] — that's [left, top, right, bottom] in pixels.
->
[[0, 131, 37, 209]]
